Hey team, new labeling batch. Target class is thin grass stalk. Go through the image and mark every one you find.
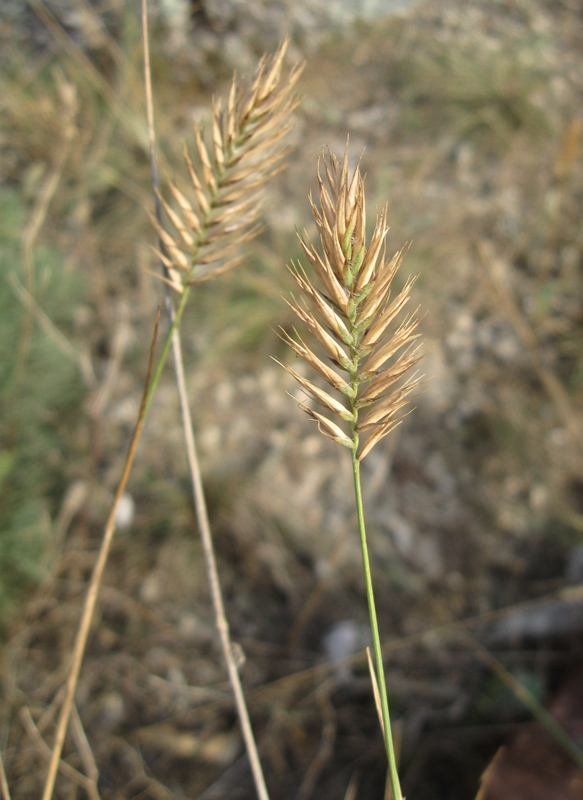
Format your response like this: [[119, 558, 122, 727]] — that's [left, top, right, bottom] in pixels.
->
[[141, 5, 271, 797], [69, 706, 99, 794], [0, 748, 11, 800], [352, 452, 402, 800], [23, 707, 99, 800], [41, 309, 161, 800], [170, 325, 270, 800], [143, 282, 191, 415]]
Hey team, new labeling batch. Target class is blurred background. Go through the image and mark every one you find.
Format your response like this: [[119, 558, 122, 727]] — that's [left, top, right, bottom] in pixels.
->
[[1, 0, 583, 797]]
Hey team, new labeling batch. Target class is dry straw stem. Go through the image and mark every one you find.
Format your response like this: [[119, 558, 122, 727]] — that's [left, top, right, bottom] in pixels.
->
[[156, 38, 303, 289], [41, 308, 161, 800], [0, 748, 10, 800], [279, 145, 424, 460]]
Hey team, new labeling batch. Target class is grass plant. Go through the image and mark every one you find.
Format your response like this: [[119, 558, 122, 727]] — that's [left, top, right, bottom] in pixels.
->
[[3, 3, 583, 798], [148, 36, 303, 404], [142, 31, 303, 800], [278, 145, 425, 800], [37, 27, 304, 800]]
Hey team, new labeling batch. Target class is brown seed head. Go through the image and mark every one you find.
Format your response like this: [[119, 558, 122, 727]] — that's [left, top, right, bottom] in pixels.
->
[[157, 38, 303, 287], [280, 144, 424, 460]]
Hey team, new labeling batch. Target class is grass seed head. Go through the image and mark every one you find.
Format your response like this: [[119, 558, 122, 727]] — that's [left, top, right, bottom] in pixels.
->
[[281, 143, 425, 460], [160, 38, 303, 286]]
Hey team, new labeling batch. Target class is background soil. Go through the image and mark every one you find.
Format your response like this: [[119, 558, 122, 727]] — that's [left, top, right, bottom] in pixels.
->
[[1, 1, 583, 798]]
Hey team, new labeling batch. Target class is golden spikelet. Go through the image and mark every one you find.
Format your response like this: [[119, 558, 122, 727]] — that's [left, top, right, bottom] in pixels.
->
[[279, 145, 424, 461], [157, 39, 303, 289]]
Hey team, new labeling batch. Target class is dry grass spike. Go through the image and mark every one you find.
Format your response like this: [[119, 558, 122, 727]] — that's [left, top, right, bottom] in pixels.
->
[[279, 143, 424, 460], [157, 38, 303, 289]]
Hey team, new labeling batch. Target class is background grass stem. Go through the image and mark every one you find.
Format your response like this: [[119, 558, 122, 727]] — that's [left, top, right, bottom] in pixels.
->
[[41, 308, 161, 800], [141, 4, 270, 797], [170, 321, 270, 800], [0, 748, 11, 800]]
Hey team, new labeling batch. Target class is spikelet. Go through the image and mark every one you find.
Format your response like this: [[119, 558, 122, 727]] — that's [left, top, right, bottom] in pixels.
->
[[279, 145, 424, 461], [155, 39, 303, 288]]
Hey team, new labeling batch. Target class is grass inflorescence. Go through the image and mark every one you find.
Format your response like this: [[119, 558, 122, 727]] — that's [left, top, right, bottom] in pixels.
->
[[156, 38, 303, 290], [279, 145, 424, 460], [278, 143, 426, 800]]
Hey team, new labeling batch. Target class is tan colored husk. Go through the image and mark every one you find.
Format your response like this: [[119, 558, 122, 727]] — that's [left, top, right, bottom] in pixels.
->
[[297, 401, 354, 447], [277, 361, 356, 422], [278, 327, 351, 394], [280, 144, 424, 460], [159, 39, 303, 286]]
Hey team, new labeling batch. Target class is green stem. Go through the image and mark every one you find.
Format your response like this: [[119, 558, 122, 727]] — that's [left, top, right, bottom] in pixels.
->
[[143, 283, 192, 417], [351, 449, 403, 800]]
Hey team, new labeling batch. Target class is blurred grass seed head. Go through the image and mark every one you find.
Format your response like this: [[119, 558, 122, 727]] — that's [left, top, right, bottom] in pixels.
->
[[156, 38, 303, 289]]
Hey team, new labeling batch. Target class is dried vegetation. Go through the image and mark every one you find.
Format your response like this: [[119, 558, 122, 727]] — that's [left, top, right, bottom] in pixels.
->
[[1, 1, 583, 799], [157, 38, 303, 288]]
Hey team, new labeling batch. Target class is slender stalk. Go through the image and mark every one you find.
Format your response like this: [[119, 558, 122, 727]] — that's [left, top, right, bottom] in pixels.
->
[[0, 747, 11, 800], [143, 282, 191, 416], [142, 262, 270, 800], [351, 450, 403, 800], [170, 323, 270, 800], [140, 265, 271, 800], [141, 5, 269, 797], [41, 309, 161, 800]]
